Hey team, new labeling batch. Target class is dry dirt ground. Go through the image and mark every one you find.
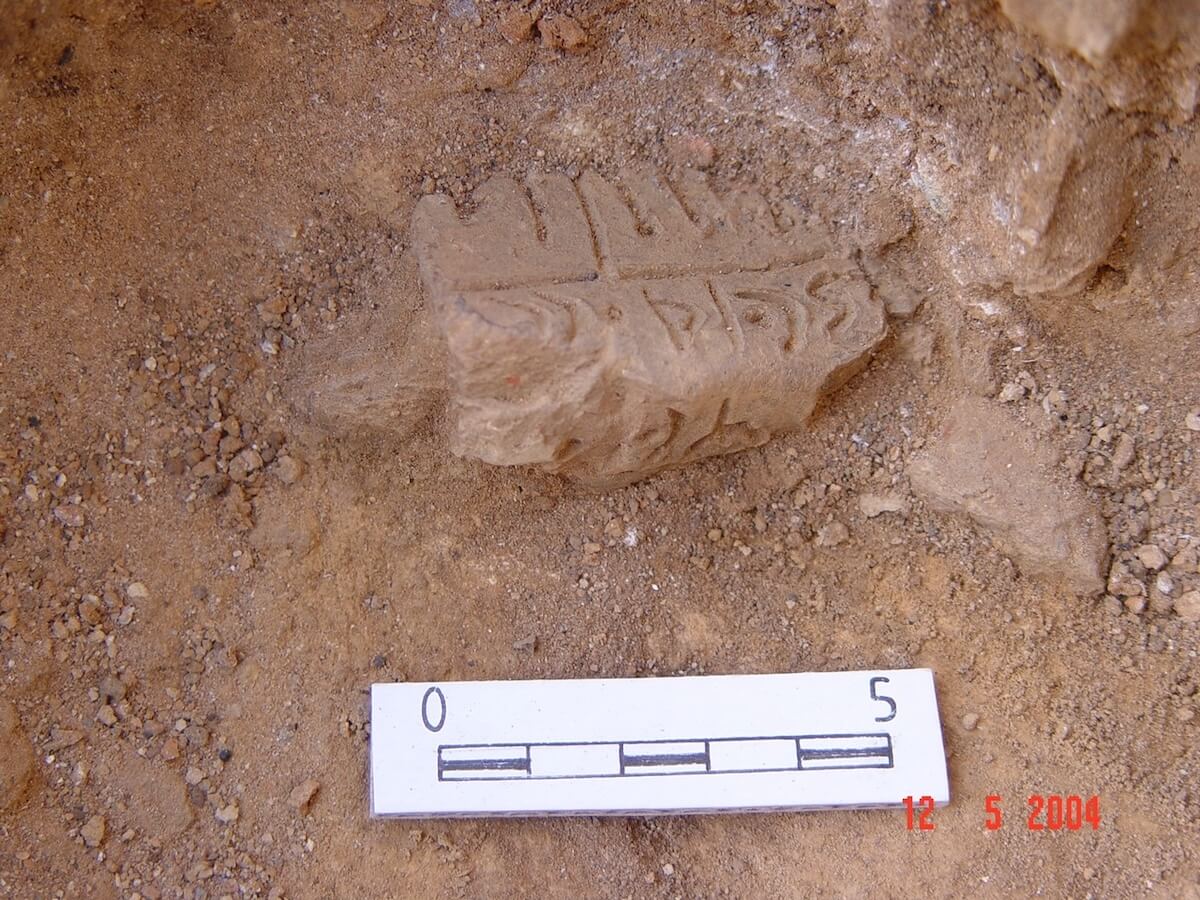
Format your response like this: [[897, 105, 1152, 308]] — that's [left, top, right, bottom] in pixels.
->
[[2, 1, 1200, 898]]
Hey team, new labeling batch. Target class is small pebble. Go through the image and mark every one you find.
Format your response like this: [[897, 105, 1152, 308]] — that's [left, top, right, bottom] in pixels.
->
[[214, 802, 239, 824], [538, 14, 587, 51], [1042, 389, 1068, 417], [512, 635, 537, 652], [1185, 409, 1200, 432], [229, 448, 263, 482], [53, 505, 85, 528], [1135, 545, 1168, 572], [79, 596, 103, 625], [288, 779, 320, 814], [275, 454, 304, 485], [98, 675, 126, 703], [858, 494, 909, 518], [497, 7, 534, 44], [1111, 433, 1136, 471], [815, 521, 849, 547], [961, 713, 980, 731], [191, 457, 218, 478], [998, 382, 1026, 403], [1175, 590, 1200, 621], [81, 814, 106, 847]]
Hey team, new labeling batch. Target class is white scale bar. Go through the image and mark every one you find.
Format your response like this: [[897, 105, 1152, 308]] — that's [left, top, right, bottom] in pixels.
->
[[371, 669, 949, 817]]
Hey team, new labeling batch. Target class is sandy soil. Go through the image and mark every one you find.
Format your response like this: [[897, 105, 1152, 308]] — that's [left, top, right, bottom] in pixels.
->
[[2, 1, 1199, 897]]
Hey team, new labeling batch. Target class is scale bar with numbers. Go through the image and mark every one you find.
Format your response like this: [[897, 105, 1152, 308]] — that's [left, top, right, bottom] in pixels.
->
[[370, 668, 949, 818]]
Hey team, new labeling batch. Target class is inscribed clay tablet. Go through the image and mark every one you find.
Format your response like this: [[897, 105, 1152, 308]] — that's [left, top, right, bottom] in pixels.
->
[[413, 169, 887, 487]]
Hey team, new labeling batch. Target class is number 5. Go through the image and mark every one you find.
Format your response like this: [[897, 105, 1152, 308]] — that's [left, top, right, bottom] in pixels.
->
[[870, 677, 897, 722]]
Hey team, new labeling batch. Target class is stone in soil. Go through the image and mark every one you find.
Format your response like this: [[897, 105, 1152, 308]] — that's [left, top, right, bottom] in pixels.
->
[[288, 778, 320, 814], [1135, 544, 1168, 572], [908, 397, 1108, 595], [98, 675, 127, 703], [511, 635, 536, 652], [859, 493, 909, 518], [228, 448, 263, 482], [53, 504, 85, 527], [815, 521, 849, 547], [81, 814, 106, 848], [1111, 432, 1136, 472], [497, 7, 534, 44], [960, 94, 1136, 296], [538, 14, 587, 51], [274, 454, 305, 485], [215, 801, 239, 824], [1176, 590, 1200, 621], [1000, 0, 1145, 65]]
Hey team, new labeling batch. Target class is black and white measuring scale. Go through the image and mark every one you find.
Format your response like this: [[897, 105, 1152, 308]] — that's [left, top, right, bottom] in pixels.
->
[[370, 668, 949, 817]]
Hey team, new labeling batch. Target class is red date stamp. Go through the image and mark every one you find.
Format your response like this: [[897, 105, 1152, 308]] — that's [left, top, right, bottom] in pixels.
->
[[902, 794, 1101, 831]]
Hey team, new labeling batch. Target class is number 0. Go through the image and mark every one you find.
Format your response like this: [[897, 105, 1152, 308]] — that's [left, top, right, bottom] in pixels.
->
[[421, 686, 446, 732]]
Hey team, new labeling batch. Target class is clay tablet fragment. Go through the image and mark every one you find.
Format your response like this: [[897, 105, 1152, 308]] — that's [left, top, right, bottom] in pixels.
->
[[413, 169, 887, 487], [908, 398, 1108, 596]]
